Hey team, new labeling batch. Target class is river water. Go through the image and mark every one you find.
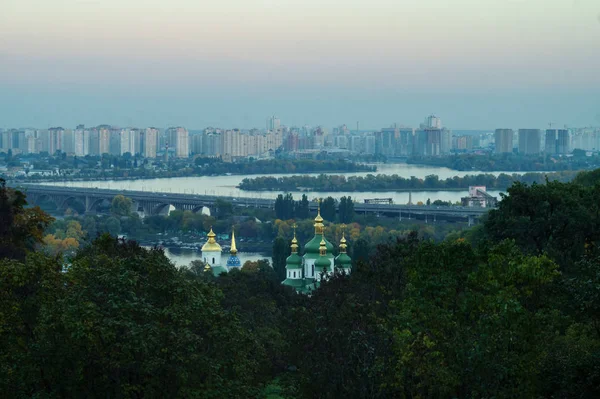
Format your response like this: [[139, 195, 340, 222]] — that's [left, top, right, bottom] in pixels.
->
[[43, 163, 515, 204], [154, 247, 271, 268]]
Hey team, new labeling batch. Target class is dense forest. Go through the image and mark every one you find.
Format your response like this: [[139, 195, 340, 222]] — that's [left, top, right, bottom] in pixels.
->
[[239, 171, 578, 192], [3, 169, 600, 398], [407, 151, 600, 171]]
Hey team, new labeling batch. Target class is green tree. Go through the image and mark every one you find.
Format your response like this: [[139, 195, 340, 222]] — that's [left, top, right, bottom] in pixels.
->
[[338, 196, 355, 224], [352, 238, 371, 265], [101, 216, 121, 236], [214, 199, 233, 218], [110, 194, 133, 217], [321, 196, 337, 222], [272, 236, 290, 282], [0, 179, 54, 260], [296, 194, 310, 219]]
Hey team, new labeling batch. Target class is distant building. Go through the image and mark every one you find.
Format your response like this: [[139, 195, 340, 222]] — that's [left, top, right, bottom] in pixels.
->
[[267, 115, 281, 132], [424, 115, 442, 129], [556, 129, 570, 155], [545, 129, 557, 155], [461, 186, 498, 208], [453, 135, 473, 151], [143, 128, 159, 158], [397, 128, 414, 156], [98, 128, 110, 155], [167, 127, 189, 158], [518, 129, 541, 155], [376, 127, 398, 156], [74, 129, 87, 156], [494, 129, 514, 154]]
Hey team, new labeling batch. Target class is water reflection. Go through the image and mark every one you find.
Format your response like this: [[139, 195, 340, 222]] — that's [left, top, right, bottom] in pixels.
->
[[42, 163, 510, 203], [152, 246, 272, 268]]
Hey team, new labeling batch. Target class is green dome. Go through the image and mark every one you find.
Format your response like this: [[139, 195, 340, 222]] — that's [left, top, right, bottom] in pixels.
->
[[286, 253, 303, 269], [314, 255, 331, 272], [304, 234, 334, 255], [335, 253, 352, 268]]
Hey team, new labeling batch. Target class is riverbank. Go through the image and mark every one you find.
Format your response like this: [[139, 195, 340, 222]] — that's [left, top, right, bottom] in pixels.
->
[[237, 170, 580, 192]]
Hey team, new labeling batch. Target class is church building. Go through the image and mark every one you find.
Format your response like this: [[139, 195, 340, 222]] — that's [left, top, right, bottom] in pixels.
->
[[282, 206, 352, 293], [201, 227, 241, 276]]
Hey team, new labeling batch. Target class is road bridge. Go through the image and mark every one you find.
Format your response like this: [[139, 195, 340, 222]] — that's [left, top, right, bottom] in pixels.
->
[[13, 184, 492, 224]]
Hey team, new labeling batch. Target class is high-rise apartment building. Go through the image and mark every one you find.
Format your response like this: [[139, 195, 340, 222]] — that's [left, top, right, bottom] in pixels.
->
[[556, 129, 570, 155], [143, 128, 158, 158], [376, 128, 398, 156], [267, 115, 281, 131], [424, 115, 442, 129], [397, 128, 414, 156], [62, 129, 74, 154], [74, 129, 86, 156], [98, 128, 110, 155], [454, 135, 474, 151], [120, 129, 131, 155], [518, 129, 542, 155], [494, 129, 514, 154], [545, 129, 557, 155], [167, 127, 189, 158]]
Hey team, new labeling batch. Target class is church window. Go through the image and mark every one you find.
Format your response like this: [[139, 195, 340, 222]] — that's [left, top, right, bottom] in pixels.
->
[[293, 271, 296, 278], [212, 257, 215, 264], [312, 264, 314, 277]]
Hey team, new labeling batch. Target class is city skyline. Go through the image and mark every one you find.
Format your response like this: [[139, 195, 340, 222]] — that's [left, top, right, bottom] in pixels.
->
[[2, 0, 599, 128]]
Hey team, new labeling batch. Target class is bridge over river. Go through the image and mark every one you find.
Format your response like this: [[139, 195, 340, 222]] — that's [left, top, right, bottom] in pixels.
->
[[14, 184, 492, 225]]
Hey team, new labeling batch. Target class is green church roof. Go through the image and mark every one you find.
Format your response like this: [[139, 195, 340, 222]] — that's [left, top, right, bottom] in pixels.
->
[[335, 253, 352, 267], [314, 255, 331, 272], [286, 253, 303, 268], [304, 234, 334, 254]]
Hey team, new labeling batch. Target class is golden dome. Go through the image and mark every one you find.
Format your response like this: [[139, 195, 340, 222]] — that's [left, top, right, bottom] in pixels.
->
[[314, 199, 325, 234], [201, 227, 222, 252], [230, 227, 237, 255], [339, 231, 348, 253], [291, 224, 299, 254], [319, 237, 327, 256]]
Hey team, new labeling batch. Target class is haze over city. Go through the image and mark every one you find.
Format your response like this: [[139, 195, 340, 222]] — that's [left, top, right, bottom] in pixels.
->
[[2, 0, 599, 129]]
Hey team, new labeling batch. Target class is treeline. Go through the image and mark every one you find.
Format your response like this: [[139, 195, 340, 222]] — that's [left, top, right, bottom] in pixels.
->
[[239, 171, 579, 192], [275, 193, 355, 224], [407, 151, 600, 171], [194, 158, 375, 175], [11, 156, 375, 182], [4, 170, 600, 397]]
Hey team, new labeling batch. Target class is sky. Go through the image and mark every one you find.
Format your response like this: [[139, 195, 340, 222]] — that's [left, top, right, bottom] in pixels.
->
[[1, 0, 599, 130]]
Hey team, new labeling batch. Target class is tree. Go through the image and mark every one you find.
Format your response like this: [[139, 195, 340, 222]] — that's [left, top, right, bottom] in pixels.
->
[[352, 238, 371, 265], [0, 179, 54, 260], [214, 199, 233, 218], [101, 216, 121, 237], [483, 180, 600, 270], [272, 237, 290, 282], [110, 194, 133, 217], [296, 194, 310, 220], [321, 196, 337, 222], [338, 196, 355, 224]]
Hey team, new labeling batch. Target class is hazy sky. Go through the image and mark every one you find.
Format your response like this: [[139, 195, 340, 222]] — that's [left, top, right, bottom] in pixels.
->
[[1, 0, 599, 129]]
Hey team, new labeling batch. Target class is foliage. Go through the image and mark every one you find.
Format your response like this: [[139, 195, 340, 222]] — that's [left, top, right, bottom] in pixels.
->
[[239, 171, 578, 192], [338, 196, 355, 224], [483, 180, 600, 270], [0, 178, 54, 260], [272, 237, 290, 282], [1, 236, 266, 398], [110, 194, 133, 217], [407, 152, 600, 172]]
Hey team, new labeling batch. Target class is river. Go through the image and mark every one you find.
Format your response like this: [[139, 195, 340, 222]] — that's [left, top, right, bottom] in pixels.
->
[[41, 163, 516, 204], [152, 247, 271, 268]]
